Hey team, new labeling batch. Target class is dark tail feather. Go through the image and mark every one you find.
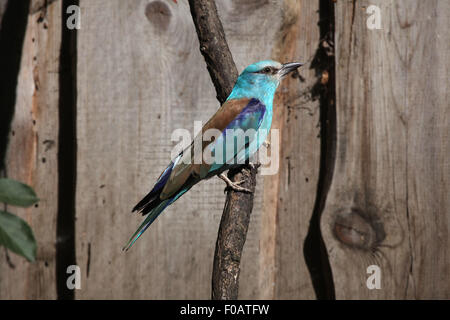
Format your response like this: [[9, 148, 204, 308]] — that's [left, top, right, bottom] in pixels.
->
[[132, 190, 159, 213], [132, 161, 175, 214], [132, 189, 163, 215]]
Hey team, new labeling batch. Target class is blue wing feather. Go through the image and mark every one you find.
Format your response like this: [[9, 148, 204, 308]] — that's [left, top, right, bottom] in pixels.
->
[[207, 98, 266, 173], [225, 98, 265, 131]]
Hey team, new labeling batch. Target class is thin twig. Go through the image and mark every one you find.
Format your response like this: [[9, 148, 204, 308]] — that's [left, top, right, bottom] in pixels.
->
[[188, 0, 258, 300]]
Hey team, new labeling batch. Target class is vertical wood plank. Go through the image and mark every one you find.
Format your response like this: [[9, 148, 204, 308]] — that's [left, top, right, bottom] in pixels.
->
[[0, 1, 61, 299], [271, 0, 321, 299], [243, 0, 322, 299], [321, 0, 450, 299]]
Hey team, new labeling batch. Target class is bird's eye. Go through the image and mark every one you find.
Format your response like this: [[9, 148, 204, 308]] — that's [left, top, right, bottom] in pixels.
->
[[262, 67, 271, 73]]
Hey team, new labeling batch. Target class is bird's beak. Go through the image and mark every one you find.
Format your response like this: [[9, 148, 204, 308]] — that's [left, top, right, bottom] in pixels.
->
[[279, 62, 304, 78]]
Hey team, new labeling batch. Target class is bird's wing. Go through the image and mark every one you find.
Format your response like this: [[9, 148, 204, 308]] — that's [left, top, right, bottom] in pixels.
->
[[160, 98, 265, 198], [205, 98, 266, 175]]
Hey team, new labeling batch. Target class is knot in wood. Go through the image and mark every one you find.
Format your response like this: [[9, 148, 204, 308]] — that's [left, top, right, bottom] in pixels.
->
[[333, 209, 384, 251], [145, 1, 171, 31]]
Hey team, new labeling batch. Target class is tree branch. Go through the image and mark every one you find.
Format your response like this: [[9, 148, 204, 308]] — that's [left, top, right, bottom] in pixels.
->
[[188, 0, 237, 104], [211, 164, 258, 299], [188, 0, 258, 300]]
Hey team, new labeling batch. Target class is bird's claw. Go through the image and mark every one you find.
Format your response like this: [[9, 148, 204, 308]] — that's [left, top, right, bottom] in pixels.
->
[[224, 183, 252, 194], [219, 173, 253, 193]]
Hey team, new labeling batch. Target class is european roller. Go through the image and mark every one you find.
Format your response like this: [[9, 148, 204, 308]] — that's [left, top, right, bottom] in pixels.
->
[[124, 60, 303, 250]]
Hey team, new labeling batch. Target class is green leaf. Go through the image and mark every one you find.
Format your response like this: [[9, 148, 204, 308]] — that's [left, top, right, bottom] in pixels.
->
[[0, 178, 39, 207], [0, 210, 37, 262]]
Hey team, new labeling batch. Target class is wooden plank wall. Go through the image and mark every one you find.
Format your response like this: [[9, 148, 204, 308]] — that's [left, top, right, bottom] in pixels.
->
[[321, 0, 449, 299], [0, 0, 61, 299], [0, 0, 448, 300]]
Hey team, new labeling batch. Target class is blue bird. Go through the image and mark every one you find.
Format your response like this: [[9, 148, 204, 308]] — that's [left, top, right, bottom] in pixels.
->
[[124, 60, 303, 250]]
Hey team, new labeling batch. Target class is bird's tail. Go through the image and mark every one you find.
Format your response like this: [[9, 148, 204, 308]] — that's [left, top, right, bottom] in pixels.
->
[[124, 161, 196, 251], [123, 198, 171, 251]]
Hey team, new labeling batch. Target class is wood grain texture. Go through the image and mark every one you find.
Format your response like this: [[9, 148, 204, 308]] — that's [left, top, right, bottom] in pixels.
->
[[270, 0, 321, 299], [250, 0, 322, 299], [0, 1, 61, 299], [321, 0, 450, 299]]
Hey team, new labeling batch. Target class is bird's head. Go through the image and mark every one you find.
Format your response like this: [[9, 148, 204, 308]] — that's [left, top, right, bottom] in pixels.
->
[[229, 60, 303, 102]]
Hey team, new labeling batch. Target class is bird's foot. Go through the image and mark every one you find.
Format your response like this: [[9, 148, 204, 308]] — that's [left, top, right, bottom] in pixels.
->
[[262, 140, 270, 148], [219, 173, 253, 193]]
